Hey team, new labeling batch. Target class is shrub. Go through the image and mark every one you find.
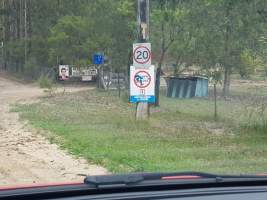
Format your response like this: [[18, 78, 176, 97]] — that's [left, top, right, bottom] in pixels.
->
[[38, 74, 53, 89]]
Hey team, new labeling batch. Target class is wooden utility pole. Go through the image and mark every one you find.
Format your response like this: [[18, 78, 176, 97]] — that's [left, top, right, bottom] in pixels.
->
[[136, 0, 150, 120]]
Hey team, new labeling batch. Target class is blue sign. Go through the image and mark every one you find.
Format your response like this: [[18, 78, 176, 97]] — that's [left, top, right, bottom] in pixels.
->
[[93, 54, 104, 65], [130, 95, 155, 103]]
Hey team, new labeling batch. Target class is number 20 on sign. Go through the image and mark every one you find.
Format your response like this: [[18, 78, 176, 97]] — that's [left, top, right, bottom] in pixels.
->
[[133, 43, 151, 68]]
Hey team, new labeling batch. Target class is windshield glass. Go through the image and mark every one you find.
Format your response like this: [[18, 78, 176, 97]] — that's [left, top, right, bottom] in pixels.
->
[[0, 0, 267, 186]]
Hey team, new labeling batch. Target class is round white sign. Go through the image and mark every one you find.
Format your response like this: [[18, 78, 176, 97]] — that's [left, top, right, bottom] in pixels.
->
[[133, 45, 151, 65]]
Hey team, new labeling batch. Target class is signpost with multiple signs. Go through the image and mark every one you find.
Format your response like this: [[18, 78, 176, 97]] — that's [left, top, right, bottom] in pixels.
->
[[132, 0, 152, 119], [130, 42, 155, 105]]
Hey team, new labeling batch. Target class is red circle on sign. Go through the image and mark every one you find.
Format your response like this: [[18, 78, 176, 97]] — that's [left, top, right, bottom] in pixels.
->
[[133, 46, 151, 64], [134, 70, 151, 88]]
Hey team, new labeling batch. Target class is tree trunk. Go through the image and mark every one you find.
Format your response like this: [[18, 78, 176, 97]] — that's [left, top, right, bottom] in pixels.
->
[[223, 67, 231, 97], [155, 65, 162, 106], [214, 83, 217, 120], [154, 1, 175, 106], [173, 56, 181, 75], [222, 3, 231, 98], [1, 0, 5, 70], [154, 18, 165, 107], [126, 49, 132, 89], [117, 72, 120, 98], [28, 0, 32, 49], [23, 0, 27, 72]]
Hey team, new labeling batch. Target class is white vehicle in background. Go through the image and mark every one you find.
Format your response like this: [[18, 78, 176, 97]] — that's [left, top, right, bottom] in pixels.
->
[[58, 65, 98, 82]]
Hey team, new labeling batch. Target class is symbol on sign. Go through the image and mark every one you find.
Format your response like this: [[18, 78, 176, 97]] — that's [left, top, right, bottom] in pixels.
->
[[93, 54, 104, 65], [134, 71, 151, 88], [130, 65, 155, 103], [140, 89, 146, 95], [133, 45, 151, 64]]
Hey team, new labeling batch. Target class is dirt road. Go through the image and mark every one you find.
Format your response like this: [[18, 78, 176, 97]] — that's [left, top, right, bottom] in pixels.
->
[[0, 74, 107, 186]]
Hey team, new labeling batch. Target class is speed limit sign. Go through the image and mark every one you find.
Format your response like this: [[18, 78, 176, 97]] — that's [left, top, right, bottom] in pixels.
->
[[133, 43, 151, 68]]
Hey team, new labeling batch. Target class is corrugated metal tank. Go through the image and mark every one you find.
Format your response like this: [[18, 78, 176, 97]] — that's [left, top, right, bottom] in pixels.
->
[[165, 76, 208, 98]]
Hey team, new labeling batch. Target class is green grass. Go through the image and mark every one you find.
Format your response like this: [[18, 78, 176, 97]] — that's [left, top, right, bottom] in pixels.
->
[[231, 73, 267, 81], [13, 89, 267, 174]]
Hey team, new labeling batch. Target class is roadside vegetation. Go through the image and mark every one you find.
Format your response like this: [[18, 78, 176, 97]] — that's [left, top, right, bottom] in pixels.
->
[[2, 0, 267, 176], [1, 1, 267, 100], [13, 78, 267, 174]]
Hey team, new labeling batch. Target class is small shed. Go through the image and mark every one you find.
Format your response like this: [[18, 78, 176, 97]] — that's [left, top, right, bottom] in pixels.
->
[[165, 76, 208, 98]]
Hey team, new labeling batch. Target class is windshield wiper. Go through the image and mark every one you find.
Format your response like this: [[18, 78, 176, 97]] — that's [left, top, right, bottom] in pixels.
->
[[84, 172, 267, 189], [84, 174, 144, 187]]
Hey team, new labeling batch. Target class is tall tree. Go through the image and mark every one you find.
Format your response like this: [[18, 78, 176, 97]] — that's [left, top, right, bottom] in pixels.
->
[[151, 0, 186, 106], [183, 0, 265, 96]]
